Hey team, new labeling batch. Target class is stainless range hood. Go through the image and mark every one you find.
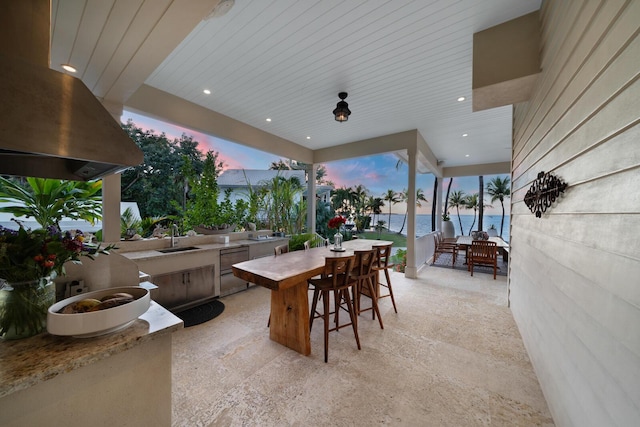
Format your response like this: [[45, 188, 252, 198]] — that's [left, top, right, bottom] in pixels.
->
[[0, 0, 143, 181]]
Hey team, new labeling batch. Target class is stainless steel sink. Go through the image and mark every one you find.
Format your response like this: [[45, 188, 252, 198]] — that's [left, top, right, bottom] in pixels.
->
[[157, 246, 200, 253]]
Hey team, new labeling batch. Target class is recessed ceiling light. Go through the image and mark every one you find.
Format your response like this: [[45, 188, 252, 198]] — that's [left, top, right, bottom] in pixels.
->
[[306, 136, 311, 140], [203, 89, 211, 95], [457, 96, 465, 102], [462, 133, 468, 137], [465, 154, 470, 157], [266, 118, 272, 122], [61, 64, 77, 73]]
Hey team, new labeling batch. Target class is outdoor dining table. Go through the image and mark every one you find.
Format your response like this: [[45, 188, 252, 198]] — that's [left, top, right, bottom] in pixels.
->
[[232, 239, 393, 355]]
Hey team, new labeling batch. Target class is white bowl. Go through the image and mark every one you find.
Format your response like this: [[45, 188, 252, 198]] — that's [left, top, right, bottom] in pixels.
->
[[47, 286, 150, 338]]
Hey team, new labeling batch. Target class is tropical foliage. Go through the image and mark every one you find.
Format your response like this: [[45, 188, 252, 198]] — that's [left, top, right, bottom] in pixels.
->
[[260, 174, 305, 234], [120, 120, 206, 218], [120, 207, 167, 239], [391, 248, 407, 273], [0, 177, 102, 229], [180, 152, 249, 231], [269, 159, 330, 185]]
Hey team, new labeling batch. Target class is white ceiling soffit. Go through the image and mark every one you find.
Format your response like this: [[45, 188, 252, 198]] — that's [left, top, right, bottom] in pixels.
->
[[50, 0, 541, 169]]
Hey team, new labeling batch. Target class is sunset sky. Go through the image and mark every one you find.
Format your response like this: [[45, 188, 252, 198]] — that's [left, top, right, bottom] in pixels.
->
[[123, 111, 510, 215]]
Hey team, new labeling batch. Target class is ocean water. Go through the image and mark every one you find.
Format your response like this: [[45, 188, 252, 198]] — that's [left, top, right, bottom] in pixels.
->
[[372, 213, 510, 241]]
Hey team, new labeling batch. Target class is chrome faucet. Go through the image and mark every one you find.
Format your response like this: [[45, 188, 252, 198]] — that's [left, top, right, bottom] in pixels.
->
[[171, 224, 179, 247]]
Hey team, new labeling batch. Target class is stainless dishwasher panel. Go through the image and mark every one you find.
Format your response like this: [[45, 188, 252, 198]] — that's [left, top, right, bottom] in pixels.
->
[[219, 246, 250, 297]]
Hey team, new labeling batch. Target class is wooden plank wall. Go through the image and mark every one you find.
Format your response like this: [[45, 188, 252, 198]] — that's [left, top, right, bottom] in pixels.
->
[[510, 1, 640, 426]]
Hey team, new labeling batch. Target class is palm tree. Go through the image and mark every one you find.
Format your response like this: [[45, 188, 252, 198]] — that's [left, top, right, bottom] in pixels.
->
[[383, 189, 399, 232], [331, 186, 353, 216], [478, 176, 485, 231], [464, 193, 479, 235], [371, 197, 384, 228], [486, 176, 511, 238], [448, 190, 467, 235], [350, 184, 368, 218], [431, 177, 438, 231], [443, 178, 453, 215], [397, 189, 408, 234], [269, 159, 290, 170], [398, 188, 427, 234]]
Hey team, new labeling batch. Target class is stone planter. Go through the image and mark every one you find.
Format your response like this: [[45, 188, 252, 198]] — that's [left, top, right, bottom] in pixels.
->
[[442, 220, 455, 238]]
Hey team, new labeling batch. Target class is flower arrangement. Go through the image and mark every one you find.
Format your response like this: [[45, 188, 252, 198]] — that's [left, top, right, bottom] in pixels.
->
[[0, 222, 114, 283], [327, 215, 346, 230], [0, 222, 115, 339], [471, 230, 489, 240]]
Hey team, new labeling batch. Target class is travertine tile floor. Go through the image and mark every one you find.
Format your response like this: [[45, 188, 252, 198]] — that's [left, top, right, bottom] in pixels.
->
[[171, 265, 554, 426]]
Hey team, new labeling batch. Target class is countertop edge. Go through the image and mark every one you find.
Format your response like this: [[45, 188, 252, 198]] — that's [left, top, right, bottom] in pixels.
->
[[119, 238, 288, 261], [0, 301, 183, 399]]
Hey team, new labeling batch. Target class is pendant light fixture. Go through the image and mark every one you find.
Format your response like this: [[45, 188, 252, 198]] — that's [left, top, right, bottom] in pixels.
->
[[333, 92, 351, 122]]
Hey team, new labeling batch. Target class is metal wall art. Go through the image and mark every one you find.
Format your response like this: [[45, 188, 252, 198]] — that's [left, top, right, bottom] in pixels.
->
[[524, 171, 568, 218]]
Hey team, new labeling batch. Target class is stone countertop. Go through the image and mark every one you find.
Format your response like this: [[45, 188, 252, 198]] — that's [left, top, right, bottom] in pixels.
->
[[119, 237, 288, 261], [0, 300, 182, 399]]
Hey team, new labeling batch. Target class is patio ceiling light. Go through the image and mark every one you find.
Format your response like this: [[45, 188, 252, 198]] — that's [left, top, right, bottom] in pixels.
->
[[333, 92, 351, 122]]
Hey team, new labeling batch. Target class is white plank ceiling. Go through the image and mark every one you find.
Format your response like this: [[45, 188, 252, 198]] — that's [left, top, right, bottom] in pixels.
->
[[50, 0, 541, 168]]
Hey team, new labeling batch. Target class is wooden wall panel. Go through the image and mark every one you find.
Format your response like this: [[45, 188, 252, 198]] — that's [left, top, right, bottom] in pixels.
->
[[514, 0, 636, 171], [509, 0, 640, 425]]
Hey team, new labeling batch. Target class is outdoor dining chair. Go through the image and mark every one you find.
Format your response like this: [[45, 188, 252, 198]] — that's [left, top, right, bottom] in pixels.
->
[[433, 233, 458, 267], [468, 240, 498, 279]]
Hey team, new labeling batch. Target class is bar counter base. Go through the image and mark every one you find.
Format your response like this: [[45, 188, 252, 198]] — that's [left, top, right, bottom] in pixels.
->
[[269, 282, 311, 356]]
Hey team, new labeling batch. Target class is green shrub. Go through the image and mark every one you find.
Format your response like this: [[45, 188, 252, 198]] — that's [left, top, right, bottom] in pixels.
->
[[288, 233, 312, 251], [392, 249, 407, 273]]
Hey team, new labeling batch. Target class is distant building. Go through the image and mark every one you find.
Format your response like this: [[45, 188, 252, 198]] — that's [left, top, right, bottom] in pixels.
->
[[216, 169, 333, 204]]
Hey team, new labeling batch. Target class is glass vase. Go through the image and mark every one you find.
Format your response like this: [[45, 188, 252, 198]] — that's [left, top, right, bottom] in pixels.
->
[[0, 276, 55, 340], [333, 229, 343, 250]]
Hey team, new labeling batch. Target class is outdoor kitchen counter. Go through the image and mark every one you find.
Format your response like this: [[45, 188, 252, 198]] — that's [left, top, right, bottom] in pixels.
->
[[0, 300, 182, 426], [118, 237, 288, 262], [0, 300, 182, 398]]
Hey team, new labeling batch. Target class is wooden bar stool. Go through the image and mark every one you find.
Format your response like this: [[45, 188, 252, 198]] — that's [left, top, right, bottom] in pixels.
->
[[308, 255, 360, 363], [371, 243, 398, 314], [352, 249, 384, 329]]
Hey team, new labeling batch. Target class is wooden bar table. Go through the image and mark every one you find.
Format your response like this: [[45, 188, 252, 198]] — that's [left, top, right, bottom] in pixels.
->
[[232, 239, 392, 355]]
